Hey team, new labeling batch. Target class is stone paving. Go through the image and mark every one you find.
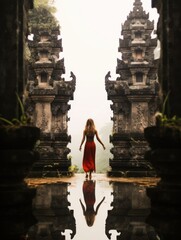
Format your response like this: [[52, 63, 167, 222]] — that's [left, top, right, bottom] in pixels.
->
[[25, 173, 159, 187]]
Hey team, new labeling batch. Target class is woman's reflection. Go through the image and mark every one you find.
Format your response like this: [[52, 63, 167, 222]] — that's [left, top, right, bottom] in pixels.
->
[[79, 180, 105, 227]]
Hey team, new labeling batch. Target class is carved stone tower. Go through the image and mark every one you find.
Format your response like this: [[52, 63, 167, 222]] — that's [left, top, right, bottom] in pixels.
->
[[26, 27, 76, 177], [105, 0, 159, 177]]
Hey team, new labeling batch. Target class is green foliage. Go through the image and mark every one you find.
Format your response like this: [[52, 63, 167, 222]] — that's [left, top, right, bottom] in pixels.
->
[[29, 7, 58, 32], [155, 113, 181, 128], [0, 93, 30, 127], [68, 165, 79, 173], [161, 90, 170, 117], [155, 91, 181, 129], [27, 0, 59, 62], [33, 0, 56, 13], [29, 0, 58, 32]]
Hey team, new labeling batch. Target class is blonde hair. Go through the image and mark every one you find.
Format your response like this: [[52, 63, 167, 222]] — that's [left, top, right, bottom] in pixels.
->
[[84, 118, 96, 133], [85, 212, 96, 227]]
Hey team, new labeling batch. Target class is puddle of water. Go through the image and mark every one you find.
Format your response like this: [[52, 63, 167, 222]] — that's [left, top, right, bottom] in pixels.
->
[[67, 180, 113, 240], [26, 175, 160, 240], [2, 174, 179, 239]]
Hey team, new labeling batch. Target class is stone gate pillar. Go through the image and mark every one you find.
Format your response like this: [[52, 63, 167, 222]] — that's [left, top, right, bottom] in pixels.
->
[[26, 27, 76, 177], [105, 0, 160, 177]]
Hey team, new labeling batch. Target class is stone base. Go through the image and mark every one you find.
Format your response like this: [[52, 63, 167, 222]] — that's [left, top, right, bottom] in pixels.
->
[[107, 170, 157, 178], [28, 170, 74, 178], [146, 186, 181, 240], [28, 158, 72, 178], [0, 183, 37, 239]]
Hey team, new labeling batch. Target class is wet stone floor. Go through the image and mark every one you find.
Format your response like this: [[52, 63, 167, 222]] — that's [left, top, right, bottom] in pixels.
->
[[24, 174, 161, 240]]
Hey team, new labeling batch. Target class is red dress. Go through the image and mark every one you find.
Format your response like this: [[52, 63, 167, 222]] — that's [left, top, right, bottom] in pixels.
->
[[83, 180, 96, 207], [82, 133, 96, 172]]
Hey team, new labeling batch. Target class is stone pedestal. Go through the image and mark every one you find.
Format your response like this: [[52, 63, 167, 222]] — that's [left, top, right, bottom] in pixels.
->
[[0, 126, 40, 239], [145, 126, 181, 240]]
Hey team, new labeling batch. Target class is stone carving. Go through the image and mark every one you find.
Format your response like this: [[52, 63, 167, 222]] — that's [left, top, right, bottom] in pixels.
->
[[70, 71, 76, 82], [26, 26, 76, 177], [51, 103, 70, 115], [105, 0, 160, 177], [105, 71, 111, 81], [132, 103, 147, 132], [40, 104, 49, 131], [52, 115, 68, 133], [148, 99, 160, 126]]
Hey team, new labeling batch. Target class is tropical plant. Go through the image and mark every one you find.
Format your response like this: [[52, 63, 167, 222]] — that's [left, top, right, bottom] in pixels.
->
[[0, 93, 30, 127], [155, 91, 181, 129]]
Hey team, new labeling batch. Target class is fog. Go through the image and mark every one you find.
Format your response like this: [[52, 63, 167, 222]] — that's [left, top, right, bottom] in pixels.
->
[[53, 0, 159, 170]]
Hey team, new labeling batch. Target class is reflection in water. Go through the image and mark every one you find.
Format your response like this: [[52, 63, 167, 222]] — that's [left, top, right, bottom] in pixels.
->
[[106, 182, 158, 240], [0, 183, 37, 240], [27, 182, 76, 239], [2, 175, 179, 239], [79, 180, 105, 227], [23, 176, 177, 240], [67, 178, 112, 239]]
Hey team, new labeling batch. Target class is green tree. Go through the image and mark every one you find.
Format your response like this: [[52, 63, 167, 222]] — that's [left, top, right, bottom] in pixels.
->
[[29, 0, 58, 32], [33, 0, 55, 12], [26, 0, 59, 61]]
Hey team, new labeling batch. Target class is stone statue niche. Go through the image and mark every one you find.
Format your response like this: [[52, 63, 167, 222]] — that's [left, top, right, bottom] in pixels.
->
[[105, 0, 160, 177], [26, 27, 76, 177]]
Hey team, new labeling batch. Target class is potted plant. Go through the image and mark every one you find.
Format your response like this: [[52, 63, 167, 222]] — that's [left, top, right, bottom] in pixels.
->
[[144, 92, 181, 149], [0, 92, 40, 183], [0, 92, 40, 149], [144, 91, 181, 182], [144, 94, 181, 240]]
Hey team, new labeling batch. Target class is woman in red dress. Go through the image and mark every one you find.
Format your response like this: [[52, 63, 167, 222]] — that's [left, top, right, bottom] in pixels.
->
[[79, 118, 105, 179]]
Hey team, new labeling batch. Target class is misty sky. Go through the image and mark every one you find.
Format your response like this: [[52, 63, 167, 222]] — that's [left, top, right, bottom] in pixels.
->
[[53, 0, 159, 164]]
